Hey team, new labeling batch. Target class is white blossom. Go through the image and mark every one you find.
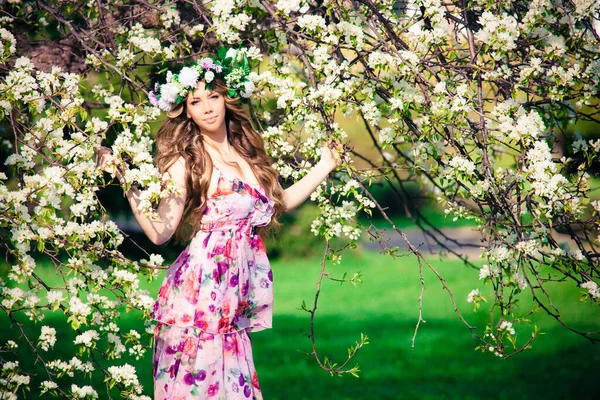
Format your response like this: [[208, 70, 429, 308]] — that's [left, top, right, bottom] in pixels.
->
[[68, 296, 92, 318], [448, 156, 476, 176], [74, 330, 100, 348], [498, 320, 515, 335], [581, 280, 600, 299], [475, 12, 519, 51], [40, 380, 58, 394], [466, 289, 480, 303], [479, 264, 499, 280], [0, 28, 17, 59], [39, 326, 57, 351], [108, 364, 142, 392]]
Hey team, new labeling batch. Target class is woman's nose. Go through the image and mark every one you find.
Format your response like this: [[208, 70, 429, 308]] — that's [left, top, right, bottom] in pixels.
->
[[204, 102, 213, 113]]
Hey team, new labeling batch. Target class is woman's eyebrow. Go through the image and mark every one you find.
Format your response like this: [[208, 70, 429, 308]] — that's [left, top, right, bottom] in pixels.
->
[[189, 91, 215, 100]]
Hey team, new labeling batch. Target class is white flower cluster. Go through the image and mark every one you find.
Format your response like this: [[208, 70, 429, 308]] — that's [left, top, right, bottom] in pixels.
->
[[486, 246, 511, 263], [186, 23, 205, 37], [479, 264, 500, 280], [378, 127, 396, 145], [210, 1, 252, 43], [74, 330, 100, 348], [493, 101, 546, 144], [71, 384, 98, 398], [128, 24, 162, 54], [581, 280, 600, 299], [141, 253, 164, 268], [275, 0, 307, 15], [512, 270, 528, 291], [0, 360, 31, 396], [111, 268, 140, 292], [69, 296, 92, 320], [160, 7, 180, 28], [1, 287, 39, 310], [107, 333, 127, 358], [108, 364, 143, 394], [447, 156, 477, 177], [38, 326, 57, 351], [8, 253, 35, 283], [498, 319, 515, 335], [116, 47, 135, 68], [310, 199, 362, 241], [0, 27, 16, 61], [297, 15, 327, 32], [40, 380, 58, 394], [572, 0, 597, 20], [524, 141, 571, 212], [515, 239, 540, 257], [360, 100, 382, 126], [128, 289, 156, 312], [466, 289, 480, 303], [336, 20, 365, 51], [47, 357, 95, 378], [475, 12, 519, 52]]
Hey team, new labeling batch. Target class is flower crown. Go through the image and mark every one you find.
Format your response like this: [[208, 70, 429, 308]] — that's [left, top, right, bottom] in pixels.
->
[[148, 48, 254, 112]]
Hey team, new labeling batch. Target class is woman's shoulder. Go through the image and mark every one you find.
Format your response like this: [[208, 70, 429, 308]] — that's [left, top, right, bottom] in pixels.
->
[[164, 156, 187, 187]]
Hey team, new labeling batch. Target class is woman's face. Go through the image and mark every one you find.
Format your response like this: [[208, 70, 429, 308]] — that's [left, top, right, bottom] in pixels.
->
[[186, 81, 226, 135]]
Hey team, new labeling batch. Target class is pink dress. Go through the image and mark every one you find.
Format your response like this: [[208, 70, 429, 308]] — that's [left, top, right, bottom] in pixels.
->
[[152, 166, 275, 399]]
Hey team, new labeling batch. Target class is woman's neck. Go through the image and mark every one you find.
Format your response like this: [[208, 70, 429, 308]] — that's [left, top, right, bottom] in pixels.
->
[[201, 128, 232, 155]]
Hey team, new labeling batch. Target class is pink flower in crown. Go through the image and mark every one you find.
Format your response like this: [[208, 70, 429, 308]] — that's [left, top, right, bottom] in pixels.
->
[[148, 83, 160, 107], [200, 58, 215, 70], [149, 91, 159, 107]]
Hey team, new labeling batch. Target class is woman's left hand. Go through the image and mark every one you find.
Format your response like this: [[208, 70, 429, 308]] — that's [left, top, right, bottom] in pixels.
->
[[319, 140, 343, 171]]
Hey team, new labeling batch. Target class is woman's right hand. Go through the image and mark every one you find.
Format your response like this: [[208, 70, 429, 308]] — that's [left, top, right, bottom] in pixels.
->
[[96, 146, 116, 173], [96, 146, 127, 185]]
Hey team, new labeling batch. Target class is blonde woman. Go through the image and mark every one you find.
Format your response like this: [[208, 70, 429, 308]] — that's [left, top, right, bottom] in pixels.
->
[[98, 49, 340, 399]]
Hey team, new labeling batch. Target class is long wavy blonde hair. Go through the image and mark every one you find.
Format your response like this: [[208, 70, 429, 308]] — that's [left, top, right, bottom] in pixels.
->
[[154, 80, 285, 242]]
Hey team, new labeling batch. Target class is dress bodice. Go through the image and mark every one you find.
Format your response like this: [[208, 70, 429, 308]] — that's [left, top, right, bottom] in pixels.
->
[[199, 167, 274, 233], [152, 166, 275, 334]]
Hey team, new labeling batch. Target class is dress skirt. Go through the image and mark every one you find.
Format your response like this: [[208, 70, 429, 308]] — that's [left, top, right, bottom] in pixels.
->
[[153, 322, 262, 399]]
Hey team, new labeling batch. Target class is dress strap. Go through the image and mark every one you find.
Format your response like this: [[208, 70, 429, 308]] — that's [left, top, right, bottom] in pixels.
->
[[212, 163, 225, 178]]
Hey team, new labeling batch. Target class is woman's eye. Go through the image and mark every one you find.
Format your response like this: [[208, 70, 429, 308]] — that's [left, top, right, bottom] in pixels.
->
[[191, 101, 199, 105], [210, 95, 219, 100]]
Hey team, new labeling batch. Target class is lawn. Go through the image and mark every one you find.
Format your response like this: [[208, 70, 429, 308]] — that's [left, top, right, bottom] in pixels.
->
[[1, 249, 599, 399]]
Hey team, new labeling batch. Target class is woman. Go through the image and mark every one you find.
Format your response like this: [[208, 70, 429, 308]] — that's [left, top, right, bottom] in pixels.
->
[[97, 50, 340, 399]]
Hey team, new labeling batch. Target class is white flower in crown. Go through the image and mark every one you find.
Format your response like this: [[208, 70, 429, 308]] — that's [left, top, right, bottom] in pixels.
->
[[160, 83, 180, 103], [205, 70, 215, 83], [157, 98, 172, 111], [178, 67, 199, 88]]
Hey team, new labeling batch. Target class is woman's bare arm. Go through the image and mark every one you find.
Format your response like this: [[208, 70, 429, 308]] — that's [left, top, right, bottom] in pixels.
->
[[97, 148, 187, 245], [282, 144, 341, 212]]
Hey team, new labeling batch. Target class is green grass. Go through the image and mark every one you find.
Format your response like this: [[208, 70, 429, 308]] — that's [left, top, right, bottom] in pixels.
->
[[1, 251, 599, 399], [359, 205, 478, 230]]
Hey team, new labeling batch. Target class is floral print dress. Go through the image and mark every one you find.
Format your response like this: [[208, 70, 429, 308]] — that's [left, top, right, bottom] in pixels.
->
[[152, 165, 275, 400]]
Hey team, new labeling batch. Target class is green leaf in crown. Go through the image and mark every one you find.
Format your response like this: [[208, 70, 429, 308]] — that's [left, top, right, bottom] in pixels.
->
[[148, 47, 254, 111]]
